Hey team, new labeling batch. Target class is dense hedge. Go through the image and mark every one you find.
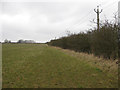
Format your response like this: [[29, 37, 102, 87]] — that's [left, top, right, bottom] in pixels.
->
[[47, 21, 118, 60]]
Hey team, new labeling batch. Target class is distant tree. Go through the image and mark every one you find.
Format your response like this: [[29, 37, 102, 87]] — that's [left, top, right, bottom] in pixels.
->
[[8, 40, 11, 43], [17, 39, 35, 43], [17, 39, 24, 43], [4, 39, 9, 43]]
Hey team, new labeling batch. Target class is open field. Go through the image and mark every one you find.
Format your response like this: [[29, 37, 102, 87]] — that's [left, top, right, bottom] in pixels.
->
[[2, 44, 118, 88]]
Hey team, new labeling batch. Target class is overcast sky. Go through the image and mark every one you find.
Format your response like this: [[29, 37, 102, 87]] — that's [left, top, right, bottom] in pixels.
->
[[0, 0, 119, 43]]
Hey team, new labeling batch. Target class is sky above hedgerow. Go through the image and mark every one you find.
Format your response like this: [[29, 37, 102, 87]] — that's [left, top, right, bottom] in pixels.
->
[[0, 0, 119, 43]]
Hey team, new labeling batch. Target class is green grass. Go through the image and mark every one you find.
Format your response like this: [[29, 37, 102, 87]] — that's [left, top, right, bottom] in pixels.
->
[[2, 44, 118, 88]]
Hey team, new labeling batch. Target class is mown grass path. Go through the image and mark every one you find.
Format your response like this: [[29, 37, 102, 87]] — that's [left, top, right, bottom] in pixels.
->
[[2, 44, 118, 88]]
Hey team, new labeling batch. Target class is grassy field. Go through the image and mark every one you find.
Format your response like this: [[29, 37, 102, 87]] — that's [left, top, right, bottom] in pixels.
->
[[2, 44, 118, 88]]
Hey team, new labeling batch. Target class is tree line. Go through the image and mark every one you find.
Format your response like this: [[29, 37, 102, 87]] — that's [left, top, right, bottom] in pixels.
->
[[47, 19, 118, 60], [3, 39, 35, 44]]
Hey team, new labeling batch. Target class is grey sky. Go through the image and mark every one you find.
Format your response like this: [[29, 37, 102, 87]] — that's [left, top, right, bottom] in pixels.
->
[[0, 0, 119, 43]]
